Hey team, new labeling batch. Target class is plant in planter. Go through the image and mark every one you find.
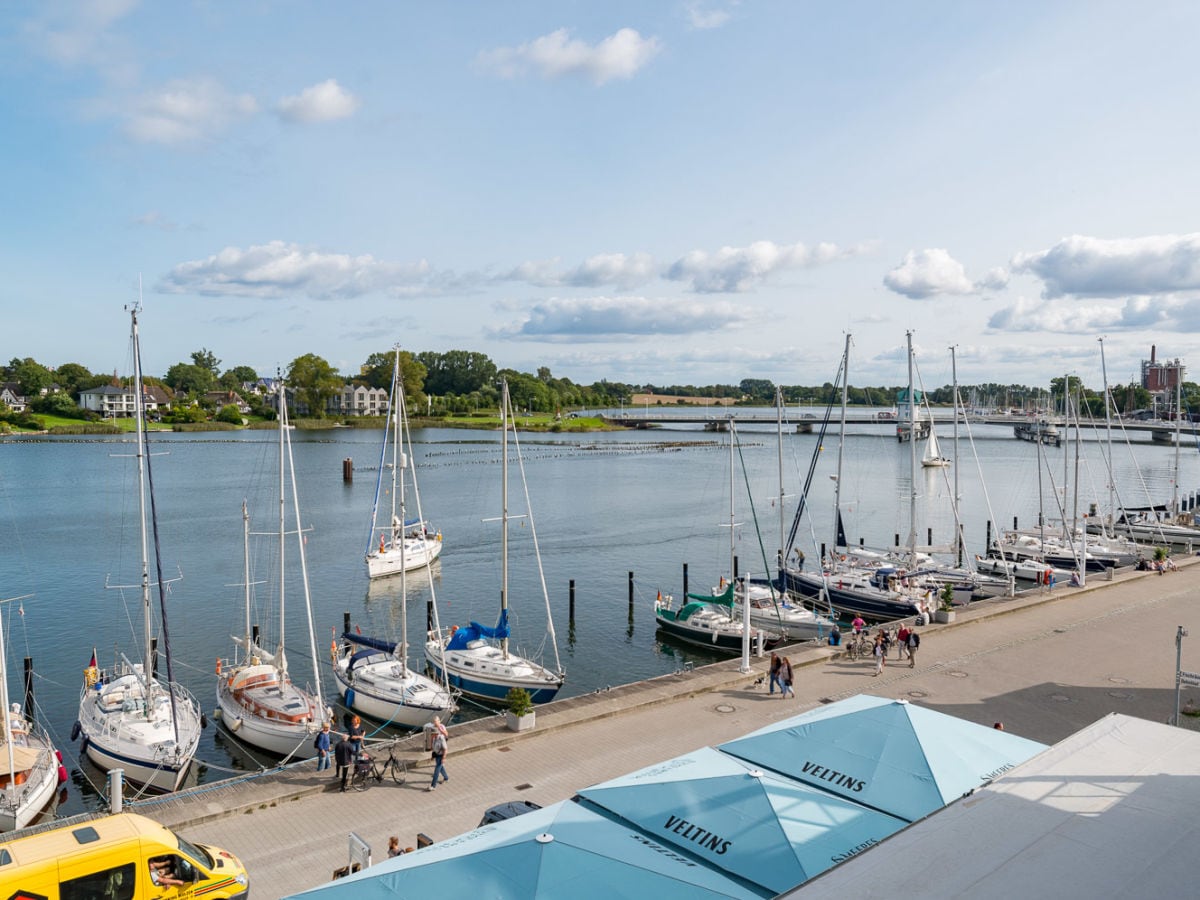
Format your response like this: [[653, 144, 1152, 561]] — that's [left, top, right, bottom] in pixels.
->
[[505, 687, 535, 732], [934, 583, 956, 623]]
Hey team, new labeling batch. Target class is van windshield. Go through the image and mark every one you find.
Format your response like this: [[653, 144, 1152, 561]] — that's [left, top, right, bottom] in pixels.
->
[[176, 835, 213, 869]]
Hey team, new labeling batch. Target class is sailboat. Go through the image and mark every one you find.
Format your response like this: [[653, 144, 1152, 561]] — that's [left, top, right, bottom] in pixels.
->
[[425, 379, 565, 704], [920, 429, 950, 468], [365, 356, 442, 579], [335, 348, 458, 727], [657, 419, 785, 653], [0, 598, 63, 831], [76, 305, 203, 793], [215, 381, 332, 758]]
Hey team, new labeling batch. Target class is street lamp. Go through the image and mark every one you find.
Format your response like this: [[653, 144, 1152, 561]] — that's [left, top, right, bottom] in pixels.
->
[[1174, 625, 1191, 726]]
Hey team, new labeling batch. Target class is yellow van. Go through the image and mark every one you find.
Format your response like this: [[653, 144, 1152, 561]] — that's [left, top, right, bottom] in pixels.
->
[[0, 812, 249, 899]]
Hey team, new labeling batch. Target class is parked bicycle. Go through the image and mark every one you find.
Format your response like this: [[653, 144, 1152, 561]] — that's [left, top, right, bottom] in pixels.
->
[[350, 744, 408, 791], [845, 631, 872, 661]]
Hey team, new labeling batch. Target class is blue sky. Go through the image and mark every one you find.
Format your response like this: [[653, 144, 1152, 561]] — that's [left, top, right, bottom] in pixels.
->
[[4, 0, 1200, 392]]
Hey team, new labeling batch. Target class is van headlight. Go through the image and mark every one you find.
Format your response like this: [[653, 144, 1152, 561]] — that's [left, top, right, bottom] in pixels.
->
[[236, 873, 248, 886]]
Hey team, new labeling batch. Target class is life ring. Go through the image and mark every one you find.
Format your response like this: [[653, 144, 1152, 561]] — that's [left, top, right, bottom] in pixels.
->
[[70, 720, 81, 742]]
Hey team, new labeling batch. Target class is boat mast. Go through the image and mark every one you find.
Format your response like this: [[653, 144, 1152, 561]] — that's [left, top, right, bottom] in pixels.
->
[[906, 331, 918, 564], [834, 334, 850, 554], [130, 305, 154, 692], [276, 379, 287, 670], [776, 387, 785, 568], [951, 345, 962, 565], [1099, 337, 1115, 523], [728, 417, 737, 584], [242, 500, 251, 653], [0, 606, 14, 809], [394, 347, 409, 664], [1174, 367, 1182, 518], [501, 378, 510, 660]]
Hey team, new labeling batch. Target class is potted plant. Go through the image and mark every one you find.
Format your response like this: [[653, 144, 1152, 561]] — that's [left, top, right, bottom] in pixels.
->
[[934, 584, 956, 624], [504, 687, 535, 732]]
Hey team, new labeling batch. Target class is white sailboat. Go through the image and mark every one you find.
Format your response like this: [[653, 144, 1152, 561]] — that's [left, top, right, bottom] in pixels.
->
[[426, 379, 565, 704], [0, 598, 62, 831], [335, 348, 458, 727], [365, 356, 442, 579], [921, 428, 950, 468], [215, 381, 332, 758], [76, 305, 203, 793]]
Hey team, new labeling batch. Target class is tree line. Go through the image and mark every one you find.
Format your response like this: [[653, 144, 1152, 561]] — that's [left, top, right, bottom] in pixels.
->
[[2, 350, 1194, 422]]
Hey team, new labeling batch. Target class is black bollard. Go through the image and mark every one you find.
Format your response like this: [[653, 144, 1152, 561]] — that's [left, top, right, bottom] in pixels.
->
[[895, 533, 900, 547], [1014, 516, 1019, 530], [683, 562, 689, 599], [928, 527, 933, 546], [628, 572, 634, 620], [568, 580, 575, 628]]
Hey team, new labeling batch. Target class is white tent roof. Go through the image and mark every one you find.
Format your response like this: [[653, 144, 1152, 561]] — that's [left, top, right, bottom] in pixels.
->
[[792, 714, 1200, 899]]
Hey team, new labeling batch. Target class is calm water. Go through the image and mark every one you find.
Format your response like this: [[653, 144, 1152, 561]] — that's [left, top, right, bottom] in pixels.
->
[[1, 415, 1196, 814]]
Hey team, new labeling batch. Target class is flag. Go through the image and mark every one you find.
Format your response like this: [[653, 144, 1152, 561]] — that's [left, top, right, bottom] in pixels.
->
[[88, 648, 96, 669]]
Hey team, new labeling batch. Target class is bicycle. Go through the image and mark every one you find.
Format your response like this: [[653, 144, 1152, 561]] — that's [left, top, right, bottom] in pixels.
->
[[845, 631, 871, 661], [350, 745, 408, 791]]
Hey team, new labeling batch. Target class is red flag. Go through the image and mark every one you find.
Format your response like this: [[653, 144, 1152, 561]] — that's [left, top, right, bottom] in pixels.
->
[[88, 648, 97, 668]]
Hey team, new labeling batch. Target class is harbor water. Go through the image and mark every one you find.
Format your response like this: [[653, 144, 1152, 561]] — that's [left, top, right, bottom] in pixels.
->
[[0, 412, 1195, 815]]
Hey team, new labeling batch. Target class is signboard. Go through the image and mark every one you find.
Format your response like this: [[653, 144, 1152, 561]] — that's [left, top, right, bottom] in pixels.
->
[[349, 831, 372, 871], [1178, 670, 1200, 687]]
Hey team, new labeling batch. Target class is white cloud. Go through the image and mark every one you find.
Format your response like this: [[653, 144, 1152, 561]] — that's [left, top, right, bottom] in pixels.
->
[[883, 248, 974, 299], [158, 240, 431, 299], [494, 295, 757, 341], [986, 296, 1171, 333], [685, 2, 735, 29], [477, 28, 661, 85], [1013, 233, 1200, 298], [125, 77, 258, 144], [502, 252, 657, 289], [977, 267, 1011, 291], [23, 0, 140, 83], [277, 79, 360, 123], [666, 240, 861, 293]]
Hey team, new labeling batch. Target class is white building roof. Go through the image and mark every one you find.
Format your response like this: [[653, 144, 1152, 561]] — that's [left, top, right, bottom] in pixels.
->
[[793, 713, 1200, 899]]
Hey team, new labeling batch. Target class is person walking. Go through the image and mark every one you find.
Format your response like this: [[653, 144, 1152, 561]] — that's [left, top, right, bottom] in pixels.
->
[[780, 656, 795, 699], [334, 735, 355, 792], [768, 653, 782, 695], [428, 728, 449, 791], [896, 625, 911, 661], [314, 721, 332, 772], [872, 633, 885, 676], [906, 627, 920, 668]]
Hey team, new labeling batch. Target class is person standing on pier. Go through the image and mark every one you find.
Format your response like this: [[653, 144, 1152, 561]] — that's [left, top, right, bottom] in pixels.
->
[[347, 715, 366, 758], [768, 653, 782, 695], [872, 633, 886, 676], [314, 722, 332, 771], [896, 625, 911, 661], [428, 729, 449, 791], [906, 628, 920, 668], [780, 657, 795, 699], [335, 735, 355, 792]]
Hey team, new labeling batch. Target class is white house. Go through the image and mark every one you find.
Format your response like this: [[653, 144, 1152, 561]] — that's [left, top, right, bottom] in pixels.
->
[[79, 383, 172, 417]]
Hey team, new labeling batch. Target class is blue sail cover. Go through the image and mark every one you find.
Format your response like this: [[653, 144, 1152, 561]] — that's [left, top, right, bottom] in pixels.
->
[[445, 609, 510, 651], [342, 632, 397, 654]]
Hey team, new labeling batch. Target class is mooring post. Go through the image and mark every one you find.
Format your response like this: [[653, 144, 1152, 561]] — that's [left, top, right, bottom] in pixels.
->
[[343, 458, 353, 483], [569, 580, 576, 627], [894, 533, 900, 547], [628, 572, 634, 620], [109, 769, 124, 814], [927, 527, 933, 545], [683, 562, 689, 599], [733, 555, 739, 580], [986, 520, 993, 551]]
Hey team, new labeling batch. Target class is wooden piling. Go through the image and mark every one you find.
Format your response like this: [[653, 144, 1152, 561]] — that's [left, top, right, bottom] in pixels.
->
[[569, 580, 576, 627], [343, 458, 353, 482], [628, 572, 634, 620]]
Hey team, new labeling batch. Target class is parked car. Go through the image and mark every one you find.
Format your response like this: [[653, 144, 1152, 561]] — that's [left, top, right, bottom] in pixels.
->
[[478, 799, 542, 827]]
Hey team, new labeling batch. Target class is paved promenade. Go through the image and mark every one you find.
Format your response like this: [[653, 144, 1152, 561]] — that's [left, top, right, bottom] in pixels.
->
[[129, 562, 1200, 898]]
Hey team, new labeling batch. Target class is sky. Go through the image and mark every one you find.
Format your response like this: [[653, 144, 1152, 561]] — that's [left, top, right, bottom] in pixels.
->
[[4, 0, 1200, 393]]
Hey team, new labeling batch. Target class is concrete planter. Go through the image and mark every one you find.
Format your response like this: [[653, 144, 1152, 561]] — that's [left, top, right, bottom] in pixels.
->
[[506, 711, 536, 732], [934, 609, 956, 624]]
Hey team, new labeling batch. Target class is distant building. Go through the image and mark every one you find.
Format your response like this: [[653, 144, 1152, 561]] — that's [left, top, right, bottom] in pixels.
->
[[1141, 345, 1184, 393], [79, 382, 172, 417], [265, 382, 389, 417], [0, 382, 26, 412], [203, 390, 251, 414]]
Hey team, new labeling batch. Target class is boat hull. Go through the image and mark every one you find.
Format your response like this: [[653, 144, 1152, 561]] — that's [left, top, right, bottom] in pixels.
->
[[333, 653, 456, 728], [778, 568, 921, 622], [215, 664, 328, 759], [425, 638, 562, 704], [78, 671, 200, 793], [366, 535, 442, 579], [0, 723, 59, 832]]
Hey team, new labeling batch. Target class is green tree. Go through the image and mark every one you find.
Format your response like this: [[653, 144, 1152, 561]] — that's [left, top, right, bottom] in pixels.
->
[[418, 350, 497, 396], [191, 348, 221, 377], [359, 350, 428, 403], [13, 358, 52, 398], [53, 362, 95, 397], [286, 353, 341, 417], [215, 404, 244, 425], [164, 362, 215, 396], [219, 366, 258, 391]]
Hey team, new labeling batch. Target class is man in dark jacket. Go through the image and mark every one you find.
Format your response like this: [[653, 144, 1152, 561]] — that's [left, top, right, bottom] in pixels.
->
[[335, 736, 355, 792]]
